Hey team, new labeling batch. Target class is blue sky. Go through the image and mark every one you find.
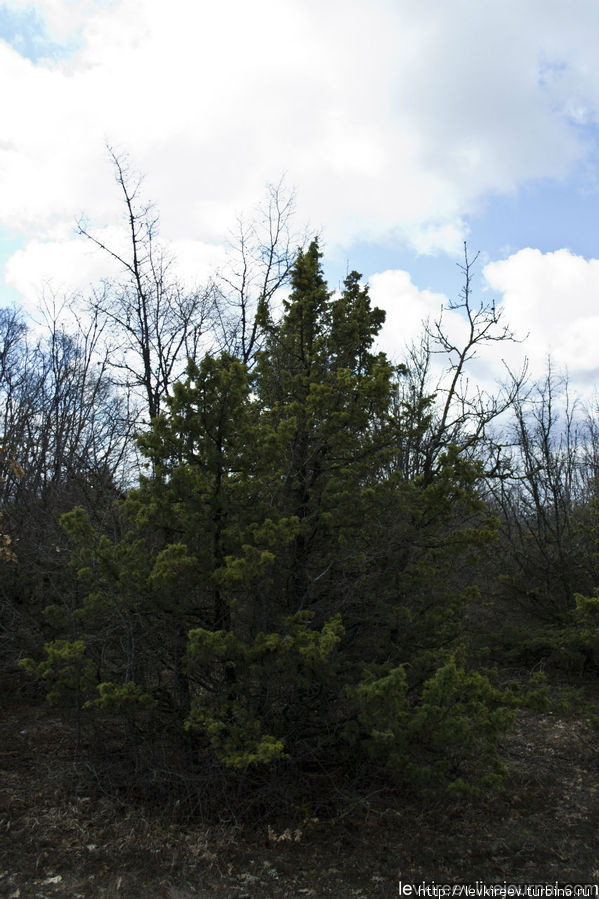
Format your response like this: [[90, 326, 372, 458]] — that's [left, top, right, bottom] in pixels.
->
[[0, 2, 66, 62], [3, 0, 599, 385]]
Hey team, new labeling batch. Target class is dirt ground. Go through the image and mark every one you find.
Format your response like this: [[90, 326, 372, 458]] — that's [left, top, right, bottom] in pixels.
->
[[1, 692, 598, 898]]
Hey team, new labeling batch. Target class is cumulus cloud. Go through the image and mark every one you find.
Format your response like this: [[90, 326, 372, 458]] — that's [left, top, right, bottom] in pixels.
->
[[2, 0, 599, 341], [1, 3, 599, 241], [369, 269, 447, 363], [369, 267, 513, 398], [363, 249, 599, 400], [366, 248, 599, 400], [483, 248, 599, 385], [5, 227, 228, 328], [4, 236, 111, 317]]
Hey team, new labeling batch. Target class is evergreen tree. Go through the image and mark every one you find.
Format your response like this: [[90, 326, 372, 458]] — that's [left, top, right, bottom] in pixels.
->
[[24, 240, 513, 807]]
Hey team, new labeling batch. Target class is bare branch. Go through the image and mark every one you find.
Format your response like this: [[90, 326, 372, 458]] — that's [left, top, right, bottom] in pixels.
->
[[78, 147, 217, 424]]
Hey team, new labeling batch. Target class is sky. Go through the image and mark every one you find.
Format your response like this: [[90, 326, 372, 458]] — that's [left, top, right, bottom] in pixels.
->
[[2, 0, 599, 393]]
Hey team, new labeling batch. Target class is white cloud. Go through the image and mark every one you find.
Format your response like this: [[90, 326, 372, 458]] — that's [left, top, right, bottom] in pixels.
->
[[2, 0, 599, 309], [3, 231, 119, 319], [368, 267, 519, 409], [4, 228, 227, 324], [369, 269, 441, 357], [483, 248, 599, 384]]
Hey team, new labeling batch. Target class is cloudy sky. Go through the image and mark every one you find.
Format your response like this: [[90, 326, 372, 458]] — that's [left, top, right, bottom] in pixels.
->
[[2, 0, 599, 388]]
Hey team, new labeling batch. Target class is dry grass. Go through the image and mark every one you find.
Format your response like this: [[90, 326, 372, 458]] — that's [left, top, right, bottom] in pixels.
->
[[1, 693, 598, 897]]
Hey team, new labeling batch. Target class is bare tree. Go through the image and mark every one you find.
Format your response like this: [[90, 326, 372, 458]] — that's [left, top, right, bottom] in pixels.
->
[[396, 243, 526, 483], [0, 307, 34, 492], [78, 147, 218, 423], [0, 301, 131, 508], [215, 179, 303, 365], [487, 364, 596, 622], [0, 302, 131, 670]]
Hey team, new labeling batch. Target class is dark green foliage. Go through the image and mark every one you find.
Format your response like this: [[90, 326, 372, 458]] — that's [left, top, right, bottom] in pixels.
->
[[353, 660, 512, 792], [20, 639, 95, 707], [507, 589, 599, 678], [21, 240, 516, 811]]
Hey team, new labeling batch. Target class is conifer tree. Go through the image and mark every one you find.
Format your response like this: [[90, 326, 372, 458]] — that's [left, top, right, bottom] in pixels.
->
[[25, 239, 514, 803]]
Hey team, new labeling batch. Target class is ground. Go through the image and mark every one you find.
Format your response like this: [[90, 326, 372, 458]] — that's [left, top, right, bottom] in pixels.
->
[[1, 691, 598, 898]]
